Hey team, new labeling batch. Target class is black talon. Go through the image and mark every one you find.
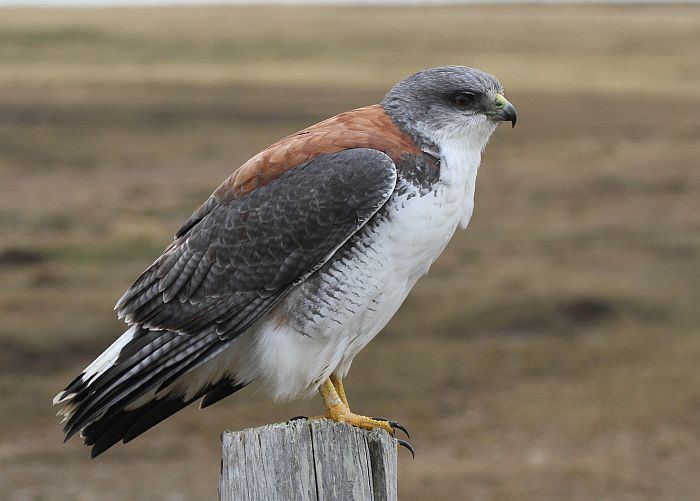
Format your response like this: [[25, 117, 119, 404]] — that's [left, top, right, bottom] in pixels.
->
[[372, 416, 410, 438], [396, 439, 415, 459], [388, 420, 410, 439], [288, 415, 308, 422]]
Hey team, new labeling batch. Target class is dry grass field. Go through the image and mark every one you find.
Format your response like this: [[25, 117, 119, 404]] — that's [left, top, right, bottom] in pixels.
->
[[0, 4, 699, 500]]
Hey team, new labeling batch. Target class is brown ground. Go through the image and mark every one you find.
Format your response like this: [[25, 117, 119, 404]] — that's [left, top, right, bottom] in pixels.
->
[[0, 4, 699, 500]]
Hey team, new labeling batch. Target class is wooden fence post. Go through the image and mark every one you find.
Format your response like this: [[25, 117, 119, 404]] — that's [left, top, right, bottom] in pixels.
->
[[220, 419, 398, 501]]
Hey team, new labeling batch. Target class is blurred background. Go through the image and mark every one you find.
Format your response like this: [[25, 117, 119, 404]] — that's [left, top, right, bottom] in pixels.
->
[[0, 4, 699, 500]]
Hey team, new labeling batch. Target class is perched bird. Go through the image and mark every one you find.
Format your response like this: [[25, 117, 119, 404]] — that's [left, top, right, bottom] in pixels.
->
[[54, 66, 517, 458]]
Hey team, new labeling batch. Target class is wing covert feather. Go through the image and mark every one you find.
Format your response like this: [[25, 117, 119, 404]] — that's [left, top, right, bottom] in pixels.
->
[[115, 148, 397, 340]]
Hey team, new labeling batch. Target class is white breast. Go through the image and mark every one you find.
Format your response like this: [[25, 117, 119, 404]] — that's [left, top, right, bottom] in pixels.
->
[[233, 140, 484, 401], [388, 142, 482, 281]]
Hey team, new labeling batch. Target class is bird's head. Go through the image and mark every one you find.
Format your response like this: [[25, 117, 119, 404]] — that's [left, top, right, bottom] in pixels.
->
[[381, 66, 517, 153]]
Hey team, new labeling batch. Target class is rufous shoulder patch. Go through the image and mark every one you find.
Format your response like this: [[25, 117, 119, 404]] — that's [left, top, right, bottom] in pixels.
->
[[213, 105, 424, 200]]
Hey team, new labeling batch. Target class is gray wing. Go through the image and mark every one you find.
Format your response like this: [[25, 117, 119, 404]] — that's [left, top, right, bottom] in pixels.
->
[[115, 148, 397, 340], [57, 148, 396, 454]]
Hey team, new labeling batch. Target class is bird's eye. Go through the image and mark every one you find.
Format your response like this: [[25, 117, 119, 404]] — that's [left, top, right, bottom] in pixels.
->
[[453, 92, 476, 110]]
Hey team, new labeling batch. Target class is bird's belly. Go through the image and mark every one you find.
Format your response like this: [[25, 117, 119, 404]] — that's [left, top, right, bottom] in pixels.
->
[[244, 179, 473, 401]]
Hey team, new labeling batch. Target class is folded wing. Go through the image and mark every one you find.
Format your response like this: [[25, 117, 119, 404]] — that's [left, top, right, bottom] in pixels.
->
[[56, 148, 397, 456], [115, 147, 398, 339]]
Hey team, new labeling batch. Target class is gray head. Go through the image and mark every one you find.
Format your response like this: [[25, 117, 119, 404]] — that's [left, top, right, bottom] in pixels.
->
[[381, 66, 516, 151]]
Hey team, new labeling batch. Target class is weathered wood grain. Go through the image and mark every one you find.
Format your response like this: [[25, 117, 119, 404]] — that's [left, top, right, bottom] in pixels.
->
[[220, 419, 398, 501]]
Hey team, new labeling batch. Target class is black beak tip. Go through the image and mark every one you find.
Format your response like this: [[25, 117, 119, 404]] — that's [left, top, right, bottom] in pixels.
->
[[506, 104, 518, 128]]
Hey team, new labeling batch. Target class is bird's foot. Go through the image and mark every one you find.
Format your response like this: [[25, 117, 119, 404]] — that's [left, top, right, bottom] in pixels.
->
[[332, 410, 415, 457], [287, 413, 414, 457], [326, 406, 410, 438], [315, 377, 414, 456], [288, 413, 409, 438]]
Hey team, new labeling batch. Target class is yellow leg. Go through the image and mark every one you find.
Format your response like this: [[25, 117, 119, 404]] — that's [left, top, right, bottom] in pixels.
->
[[330, 374, 349, 409], [318, 379, 394, 435]]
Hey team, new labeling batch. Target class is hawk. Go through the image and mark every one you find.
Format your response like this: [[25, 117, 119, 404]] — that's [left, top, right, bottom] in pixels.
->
[[54, 66, 517, 457]]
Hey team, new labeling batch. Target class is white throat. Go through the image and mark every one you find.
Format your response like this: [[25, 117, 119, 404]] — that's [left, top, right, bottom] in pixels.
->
[[431, 121, 498, 229]]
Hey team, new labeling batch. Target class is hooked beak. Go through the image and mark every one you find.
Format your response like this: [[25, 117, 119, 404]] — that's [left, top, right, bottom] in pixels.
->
[[492, 93, 517, 128]]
